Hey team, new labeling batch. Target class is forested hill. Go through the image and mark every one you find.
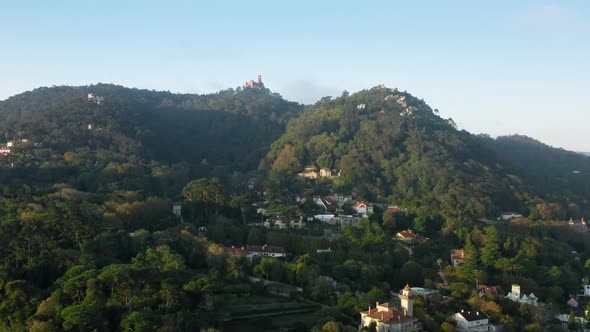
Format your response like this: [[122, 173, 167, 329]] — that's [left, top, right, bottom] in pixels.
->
[[480, 134, 590, 213], [0, 84, 302, 173], [2, 83, 590, 218], [263, 86, 590, 219]]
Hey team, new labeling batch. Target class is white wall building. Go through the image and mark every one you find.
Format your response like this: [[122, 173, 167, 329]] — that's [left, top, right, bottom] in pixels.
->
[[289, 218, 305, 229], [245, 244, 287, 258], [500, 212, 522, 220], [353, 201, 373, 216], [314, 214, 335, 222], [506, 284, 538, 307], [452, 310, 495, 332]]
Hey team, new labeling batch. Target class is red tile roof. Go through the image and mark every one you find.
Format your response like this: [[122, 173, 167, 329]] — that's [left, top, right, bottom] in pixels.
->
[[223, 246, 249, 256], [361, 306, 415, 324], [450, 249, 465, 259], [353, 201, 372, 208]]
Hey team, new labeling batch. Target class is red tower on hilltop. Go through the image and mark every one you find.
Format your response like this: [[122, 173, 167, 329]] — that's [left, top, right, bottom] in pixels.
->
[[245, 75, 264, 88]]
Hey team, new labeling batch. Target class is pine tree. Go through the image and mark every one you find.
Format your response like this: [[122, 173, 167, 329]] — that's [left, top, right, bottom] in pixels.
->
[[462, 235, 480, 282], [481, 226, 500, 268]]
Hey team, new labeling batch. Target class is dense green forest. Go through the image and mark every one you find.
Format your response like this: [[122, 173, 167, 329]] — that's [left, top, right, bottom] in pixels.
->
[[263, 86, 590, 221], [1, 84, 590, 331], [0, 84, 301, 177]]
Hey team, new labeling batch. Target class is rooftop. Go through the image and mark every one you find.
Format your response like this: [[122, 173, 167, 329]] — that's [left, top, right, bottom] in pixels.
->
[[458, 310, 490, 321], [245, 244, 286, 253]]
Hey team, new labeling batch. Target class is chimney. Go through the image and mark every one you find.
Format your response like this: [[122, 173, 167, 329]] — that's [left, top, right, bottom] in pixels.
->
[[381, 313, 384, 321], [368, 306, 371, 314], [376, 301, 379, 307], [258, 74, 262, 84]]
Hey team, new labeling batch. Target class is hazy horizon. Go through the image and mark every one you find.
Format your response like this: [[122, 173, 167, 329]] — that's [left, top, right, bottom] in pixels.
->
[[1, 1, 588, 151]]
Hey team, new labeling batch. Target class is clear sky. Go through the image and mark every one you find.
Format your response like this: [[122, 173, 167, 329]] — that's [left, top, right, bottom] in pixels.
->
[[1, 1, 589, 150]]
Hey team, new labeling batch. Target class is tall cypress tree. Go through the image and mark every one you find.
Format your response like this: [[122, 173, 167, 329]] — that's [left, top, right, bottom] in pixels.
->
[[462, 235, 480, 282], [481, 226, 500, 268]]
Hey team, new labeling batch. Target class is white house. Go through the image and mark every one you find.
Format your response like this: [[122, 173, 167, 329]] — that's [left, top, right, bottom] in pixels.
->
[[353, 201, 373, 216], [452, 310, 495, 332], [506, 284, 538, 307], [360, 285, 422, 332], [245, 244, 287, 258], [273, 218, 289, 230], [500, 212, 522, 220], [314, 214, 335, 222], [289, 218, 305, 229], [0, 146, 11, 155], [555, 312, 588, 330]]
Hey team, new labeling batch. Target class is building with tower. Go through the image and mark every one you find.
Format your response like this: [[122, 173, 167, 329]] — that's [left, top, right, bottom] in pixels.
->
[[506, 284, 538, 307], [244, 75, 265, 88], [359, 284, 422, 331], [399, 284, 413, 317]]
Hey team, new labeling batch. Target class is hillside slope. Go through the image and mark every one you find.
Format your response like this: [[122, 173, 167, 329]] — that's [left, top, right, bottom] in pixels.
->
[[0, 84, 302, 173], [481, 135, 590, 213], [263, 86, 589, 219]]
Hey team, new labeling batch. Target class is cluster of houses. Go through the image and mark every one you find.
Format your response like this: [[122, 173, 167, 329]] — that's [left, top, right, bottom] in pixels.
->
[[553, 279, 590, 328], [298, 165, 341, 179], [0, 139, 33, 156], [252, 191, 407, 231], [360, 285, 497, 332], [0, 144, 10, 155], [87, 93, 104, 104], [505, 284, 538, 307], [448, 246, 590, 329], [360, 285, 422, 332]]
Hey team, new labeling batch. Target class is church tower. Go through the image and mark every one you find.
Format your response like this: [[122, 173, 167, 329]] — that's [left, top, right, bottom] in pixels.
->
[[399, 284, 414, 317]]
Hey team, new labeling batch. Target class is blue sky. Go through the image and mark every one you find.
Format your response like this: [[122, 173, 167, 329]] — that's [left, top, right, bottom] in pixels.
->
[[1, 1, 589, 150]]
